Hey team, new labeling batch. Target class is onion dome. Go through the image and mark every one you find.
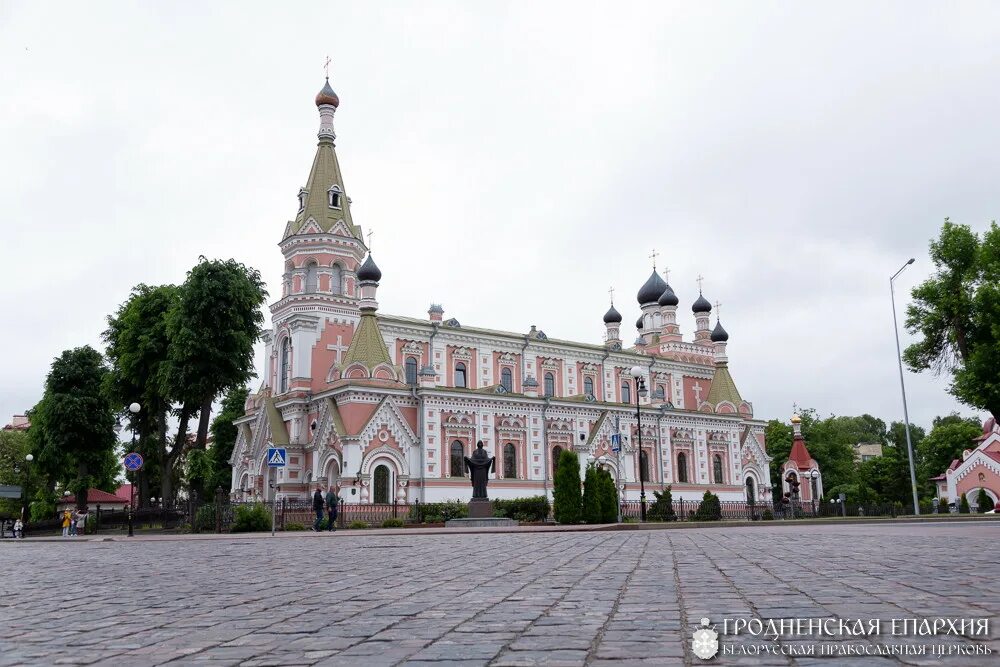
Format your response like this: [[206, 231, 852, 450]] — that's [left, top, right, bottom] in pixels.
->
[[357, 255, 381, 282], [636, 270, 667, 305], [791, 414, 802, 424], [603, 304, 622, 324], [315, 79, 340, 108], [710, 320, 729, 342], [635, 316, 643, 330], [692, 293, 712, 313], [657, 283, 679, 307]]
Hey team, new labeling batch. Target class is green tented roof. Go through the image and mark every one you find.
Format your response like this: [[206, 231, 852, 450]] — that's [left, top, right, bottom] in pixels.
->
[[341, 312, 392, 371], [265, 398, 290, 445], [706, 363, 743, 407], [285, 139, 362, 240]]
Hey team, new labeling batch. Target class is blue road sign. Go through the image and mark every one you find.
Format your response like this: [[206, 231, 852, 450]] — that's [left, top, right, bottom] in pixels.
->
[[267, 447, 287, 467], [611, 433, 621, 452], [123, 452, 144, 472]]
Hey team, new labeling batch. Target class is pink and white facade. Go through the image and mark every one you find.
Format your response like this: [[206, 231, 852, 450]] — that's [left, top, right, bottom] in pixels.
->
[[931, 417, 1000, 508], [780, 415, 823, 503], [229, 78, 774, 505]]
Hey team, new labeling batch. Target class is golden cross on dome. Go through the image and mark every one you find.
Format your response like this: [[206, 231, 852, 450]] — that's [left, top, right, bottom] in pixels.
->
[[366, 229, 374, 251], [696, 274, 704, 292], [324, 55, 332, 79], [649, 249, 659, 269], [608, 286, 615, 304]]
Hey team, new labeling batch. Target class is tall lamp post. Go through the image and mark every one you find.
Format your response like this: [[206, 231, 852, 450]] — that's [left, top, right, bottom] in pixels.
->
[[127, 402, 141, 537], [20, 454, 33, 525], [629, 366, 649, 522], [890, 258, 920, 515]]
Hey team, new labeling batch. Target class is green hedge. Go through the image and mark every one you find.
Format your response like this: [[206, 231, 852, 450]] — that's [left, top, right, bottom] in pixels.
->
[[382, 518, 405, 528], [231, 503, 271, 532], [417, 500, 468, 522], [493, 496, 550, 522]]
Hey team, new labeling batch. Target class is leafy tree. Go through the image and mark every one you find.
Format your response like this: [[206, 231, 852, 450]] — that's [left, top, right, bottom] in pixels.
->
[[552, 449, 581, 524], [959, 492, 970, 514], [31, 347, 117, 509], [857, 446, 912, 505], [904, 220, 1000, 420], [976, 489, 994, 513], [161, 258, 266, 502], [916, 414, 981, 484], [581, 464, 601, 524], [0, 429, 31, 516]]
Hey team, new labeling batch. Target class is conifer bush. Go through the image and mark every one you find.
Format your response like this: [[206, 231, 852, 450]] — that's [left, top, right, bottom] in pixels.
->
[[598, 468, 618, 523], [581, 465, 602, 524], [959, 493, 970, 514], [692, 490, 722, 521], [647, 486, 677, 522], [552, 449, 582, 524], [977, 489, 994, 513]]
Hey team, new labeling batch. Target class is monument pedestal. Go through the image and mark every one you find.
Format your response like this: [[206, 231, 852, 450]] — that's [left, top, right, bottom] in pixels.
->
[[468, 498, 493, 518], [445, 498, 518, 528]]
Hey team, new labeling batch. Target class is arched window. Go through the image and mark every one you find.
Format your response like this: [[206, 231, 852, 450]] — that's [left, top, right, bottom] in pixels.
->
[[677, 452, 688, 483], [544, 372, 555, 397], [454, 362, 467, 388], [305, 262, 318, 293], [552, 445, 563, 478], [745, 477, 756, 504], [584, 377, 594, 397], [713, 455, 724, 484], [810, 474, 818, 501], [450, 441, 465, 477], [373, 464, 390, 504], [297, 188, 307, 211], [621, 381, 631, 404], [278, 338, 290, 394], [328, 185, 342, 208], [405, 357, 418, 385], [657, 384, 666, 400], [503, 443, 516, 478], [639, 450, 650, 483], [330, 264, 343, 295], [501, 367, 513, 392]]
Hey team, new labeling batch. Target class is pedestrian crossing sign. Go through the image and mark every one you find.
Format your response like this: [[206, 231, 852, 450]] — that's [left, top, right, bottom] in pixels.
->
[[267, 447, 287, 467], [611, 433, 621, 452]]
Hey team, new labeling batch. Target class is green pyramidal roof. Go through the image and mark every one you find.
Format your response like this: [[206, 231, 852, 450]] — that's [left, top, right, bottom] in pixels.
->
[[341, 312, 392, 371], [285, 138, 362, 240], [705, 363, 743, 407]]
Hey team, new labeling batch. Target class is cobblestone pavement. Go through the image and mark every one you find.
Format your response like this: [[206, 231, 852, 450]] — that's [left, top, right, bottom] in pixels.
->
[[1, 522, 998, 667]]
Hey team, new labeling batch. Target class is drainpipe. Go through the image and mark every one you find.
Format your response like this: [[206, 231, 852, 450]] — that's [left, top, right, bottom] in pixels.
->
[[600, 348, 610, 402], [521, 335, 530, 385]]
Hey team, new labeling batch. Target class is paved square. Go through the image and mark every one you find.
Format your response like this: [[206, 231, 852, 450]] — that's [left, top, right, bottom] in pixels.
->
[[1, 522, 998, 666]]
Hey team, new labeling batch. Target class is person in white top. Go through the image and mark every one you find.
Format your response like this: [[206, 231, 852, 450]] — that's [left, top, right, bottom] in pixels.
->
[[13, 519, 23, 539], [75, 510, 88, 536]]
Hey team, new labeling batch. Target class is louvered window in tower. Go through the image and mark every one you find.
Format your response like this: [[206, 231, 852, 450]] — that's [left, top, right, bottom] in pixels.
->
[[328, 185, 341, 208], [298, 189, 307, 211], [305, 262, 318, 293]]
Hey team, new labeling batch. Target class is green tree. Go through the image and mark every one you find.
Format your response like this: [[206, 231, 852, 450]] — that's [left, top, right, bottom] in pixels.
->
[[959, 492, 970, 514], [206, 386, 248, 492], [976, 489, 994, 513], [162, 258, 266, 502], [552, 449, 582, 524], [916, 414, 981, 484], [0, 430, 31, 517], [581, 464, 601, 524], [31, 347, 117, 509], [857, 446, 912, 505], [647, 485, 677, 522], [693, 490, 722, 521], [597, 468, 618, 523], [904, 220, 1000, 420]]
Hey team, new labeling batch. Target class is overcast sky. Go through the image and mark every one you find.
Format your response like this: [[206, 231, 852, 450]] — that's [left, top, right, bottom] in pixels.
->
[[2, 2, 996, 434]]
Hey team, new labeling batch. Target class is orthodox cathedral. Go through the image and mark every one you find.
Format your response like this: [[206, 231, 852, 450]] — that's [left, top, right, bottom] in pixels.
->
[[229, 78, 775, 505]]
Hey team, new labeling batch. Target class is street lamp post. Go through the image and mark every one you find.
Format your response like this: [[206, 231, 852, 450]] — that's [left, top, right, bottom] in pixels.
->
[[629, 366, 648, 522], [890, 258, 920, 515], [127, 402, 141, 537], [21, 454, 33, 527]]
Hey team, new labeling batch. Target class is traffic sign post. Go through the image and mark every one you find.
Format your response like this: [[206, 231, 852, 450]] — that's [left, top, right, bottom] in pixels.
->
[[266, 449, 286, 535], [123, 452, 143, 537]]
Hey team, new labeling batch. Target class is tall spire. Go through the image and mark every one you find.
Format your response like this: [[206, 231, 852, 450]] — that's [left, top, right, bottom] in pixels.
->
[[284, 78, 361, 243]]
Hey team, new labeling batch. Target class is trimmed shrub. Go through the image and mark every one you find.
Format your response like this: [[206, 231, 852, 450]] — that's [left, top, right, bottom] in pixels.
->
[[597, 468, 618, 523], [692, 491, 722, 521], [284, 522, 306, 531], [493, 496, 550, 522], [423, 514, 444, 523], [582, 465, 602, 524], [761, 509, 774, 521], [348, 520, 368, 529], [552, 449, 582, 524], [959, 493, 970, 514], [381, 518, 405, 528], [231, 503, 271, 532], [647, 486, 677, 522], [418, 501, 468, 522], [976, 489, 994, 513], [918, 500, 933, 515]]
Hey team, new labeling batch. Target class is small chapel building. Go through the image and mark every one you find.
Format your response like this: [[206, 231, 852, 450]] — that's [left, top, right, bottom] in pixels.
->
[[931, 417, 1000, 509], [229, 76, 774, 505]]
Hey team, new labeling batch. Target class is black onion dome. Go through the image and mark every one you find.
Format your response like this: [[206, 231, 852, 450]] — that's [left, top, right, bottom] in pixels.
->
[[692, 293, 712, 313], [357, 255, 381, 282], [636, 270, 667, 305], [657, 283, 679, 307], [635, 316, 644, 330], [603, 304, 622, 324], [710, 320, 729, 342]]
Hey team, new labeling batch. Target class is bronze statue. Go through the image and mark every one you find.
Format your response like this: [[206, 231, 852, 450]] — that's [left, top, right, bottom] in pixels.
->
[[464, 441, 495, 499]]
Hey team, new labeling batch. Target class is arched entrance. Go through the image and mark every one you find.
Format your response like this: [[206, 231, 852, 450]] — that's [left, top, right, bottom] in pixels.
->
[[745, 476, 756, 503], [373, 464, 390, 504]]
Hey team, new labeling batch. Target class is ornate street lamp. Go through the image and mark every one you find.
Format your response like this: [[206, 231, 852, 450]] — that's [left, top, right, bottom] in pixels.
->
[[629, 366, 648, 522], [127, 402, 140, 537]]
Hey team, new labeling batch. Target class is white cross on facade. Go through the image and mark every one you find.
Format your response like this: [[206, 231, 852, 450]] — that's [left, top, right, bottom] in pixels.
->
[[693, 381, 703, 404], [327, 335, 348, 363]]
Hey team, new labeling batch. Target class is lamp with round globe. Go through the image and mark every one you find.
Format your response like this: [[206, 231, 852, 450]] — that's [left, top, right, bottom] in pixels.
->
[[808, 469, 820, 516], [628, 366, 649, 521]]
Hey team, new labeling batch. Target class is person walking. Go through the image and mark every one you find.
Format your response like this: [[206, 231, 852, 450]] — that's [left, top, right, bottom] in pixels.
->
[[61, 510, 71, 537], [325, 485, 340, 531], [13, 519, 23, 539], [312, 487, 324, 531], [75, 510, 88, 536]]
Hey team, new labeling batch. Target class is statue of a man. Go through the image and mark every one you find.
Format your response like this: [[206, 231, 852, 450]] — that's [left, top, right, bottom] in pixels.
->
[[464, 441, 495, 499]]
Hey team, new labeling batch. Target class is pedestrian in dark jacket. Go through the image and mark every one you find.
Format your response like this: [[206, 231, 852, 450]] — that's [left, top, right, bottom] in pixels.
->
[[312, 488, 324, 531], [325, 486, 340, 531]]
